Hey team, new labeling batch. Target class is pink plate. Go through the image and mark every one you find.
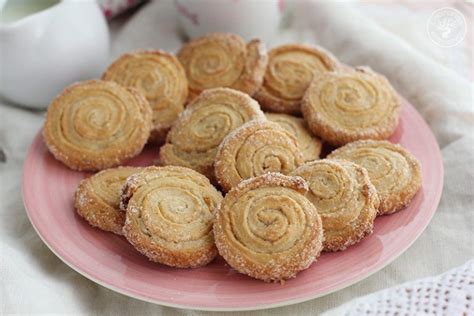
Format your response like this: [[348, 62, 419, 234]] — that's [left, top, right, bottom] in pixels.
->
[[22, 98, 443, 311]]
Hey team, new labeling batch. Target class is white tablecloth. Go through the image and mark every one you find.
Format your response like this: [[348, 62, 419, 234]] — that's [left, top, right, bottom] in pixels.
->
[[1, 1, 473, 314]]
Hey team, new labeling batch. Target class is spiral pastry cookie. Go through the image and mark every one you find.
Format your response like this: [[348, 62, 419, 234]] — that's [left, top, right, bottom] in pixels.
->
[[328, 140, 422, 215], [214, 173, 323, 282], [74, 167, 141, 235], [121, 166, 223, 268], [291, 160, 378, 251], [266, 113, 322, 162], [103, 50, 188, 143], [159, 88, 265, 179], [43, 80, 152, 171], [215, 120, 304, 192], [301, 67, 400, 146], [177, 33, 268, 102], [254, 44, 339, 115]]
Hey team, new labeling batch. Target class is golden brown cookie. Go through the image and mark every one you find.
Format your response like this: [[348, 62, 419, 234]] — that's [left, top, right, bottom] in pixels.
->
[[254, 44, 339, 115], [266, 112, 322, 162], [43, 80, 152, 171], [214, 173, 323, 282], [328, 140, 422, 215], [159, 88, 265, 179], [215, 120, 304, 192], [74, 167, 142, 235], [291, 159, 378, 251], [102, 50, 188, 144], [121, 166, 223, 268], [301, 67, 400, 146], [177, 33, 267, 102]]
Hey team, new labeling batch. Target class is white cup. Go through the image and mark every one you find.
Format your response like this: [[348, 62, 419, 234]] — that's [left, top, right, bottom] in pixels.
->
[[174, 0, 284, 41], [0, 0, 110, 109]]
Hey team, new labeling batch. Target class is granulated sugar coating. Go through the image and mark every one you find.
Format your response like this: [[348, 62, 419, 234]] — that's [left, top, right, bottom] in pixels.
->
[[43, 80, 152, 171], [213, 173, 324, 282], [328, 140, 421, 215], [74, 167, 142, 235], [214, 120, 304, 192], [120, 166, 223, 268], [291, 159, 378, 252], [158, 88, 265, 180]]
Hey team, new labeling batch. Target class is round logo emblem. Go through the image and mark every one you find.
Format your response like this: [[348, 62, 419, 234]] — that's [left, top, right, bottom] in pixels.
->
[[427, 7, 466, 47]]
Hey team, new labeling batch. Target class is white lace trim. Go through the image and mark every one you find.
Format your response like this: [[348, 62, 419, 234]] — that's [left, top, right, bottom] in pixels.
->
[[324, 260, 474, 316]]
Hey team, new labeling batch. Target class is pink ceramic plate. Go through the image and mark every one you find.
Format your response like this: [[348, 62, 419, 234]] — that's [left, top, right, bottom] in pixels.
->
[[22, 98, 443, 311]]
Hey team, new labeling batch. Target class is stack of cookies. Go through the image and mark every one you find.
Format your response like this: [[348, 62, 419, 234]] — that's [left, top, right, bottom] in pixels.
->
[[43, 32, 422, 282]]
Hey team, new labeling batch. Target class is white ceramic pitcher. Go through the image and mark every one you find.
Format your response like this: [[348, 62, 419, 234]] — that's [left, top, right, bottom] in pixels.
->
[[0, 0, 110, 109]]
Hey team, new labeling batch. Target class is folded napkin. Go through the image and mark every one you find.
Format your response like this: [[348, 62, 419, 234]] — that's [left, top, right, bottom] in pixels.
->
[[1, 1, 472, 314]]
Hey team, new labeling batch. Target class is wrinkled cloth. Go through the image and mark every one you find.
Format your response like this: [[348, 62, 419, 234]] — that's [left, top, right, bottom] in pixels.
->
[[1, 1, 473, 315]]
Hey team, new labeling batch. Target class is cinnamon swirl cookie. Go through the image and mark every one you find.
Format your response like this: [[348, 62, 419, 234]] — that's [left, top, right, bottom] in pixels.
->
[[121, 166, 223, 268], [43, 80, 152, 171], [215, 120, 304, 192], [214, 173, 323, 282], [177, 33, 267, 102], [302, 67, 400, 146], [254, 44, 339, 115], [159, 88, 265, 179], [328, 140, 422, 215], [103, 50, 188, 143], [266, 113, 322, 162], [74, 167, 141, 235], [291, 160, 378, 251]]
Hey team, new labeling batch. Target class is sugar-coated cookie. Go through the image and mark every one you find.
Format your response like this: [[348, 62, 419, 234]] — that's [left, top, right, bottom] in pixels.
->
[[159, 88, 265, 180], [254, 44, 339, 115], [328, 140, 422, 215], [121, 166, 223, 268], [214, 173, 323, 282], [74, 167, 142, 235], [43, 80, 152, 171], [266, 112, 322, 162], [214, 120, 304, 192], [178, 33, 267, 102], [103, 50, 188, 144], [301, 67, 400, 146], [291, 159, 378, 251]]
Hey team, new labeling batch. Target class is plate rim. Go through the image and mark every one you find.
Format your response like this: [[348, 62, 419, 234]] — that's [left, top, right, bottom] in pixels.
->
[[21, 99, 444, 312], [22, 199, 441, 312]]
